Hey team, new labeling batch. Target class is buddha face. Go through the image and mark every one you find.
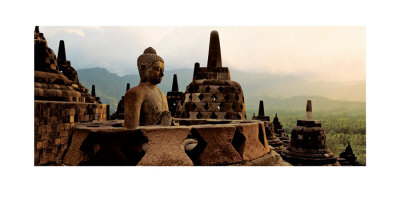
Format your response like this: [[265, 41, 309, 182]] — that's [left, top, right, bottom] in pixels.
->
[[142, 61, 164, 84]]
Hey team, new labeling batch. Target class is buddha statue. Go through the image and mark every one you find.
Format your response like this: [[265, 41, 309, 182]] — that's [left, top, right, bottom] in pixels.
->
[[124, 47, 172, 129]]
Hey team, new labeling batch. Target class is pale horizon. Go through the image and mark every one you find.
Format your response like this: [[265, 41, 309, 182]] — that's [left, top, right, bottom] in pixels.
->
[[41, 26, 366, 82]]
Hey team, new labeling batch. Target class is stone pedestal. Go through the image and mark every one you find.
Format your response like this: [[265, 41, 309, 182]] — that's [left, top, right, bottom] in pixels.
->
[[138, 126, 194, 166], [60, 119, 290, 166]]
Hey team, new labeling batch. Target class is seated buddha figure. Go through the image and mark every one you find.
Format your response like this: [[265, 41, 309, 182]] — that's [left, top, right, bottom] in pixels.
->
[[124, 47, 172, 129]]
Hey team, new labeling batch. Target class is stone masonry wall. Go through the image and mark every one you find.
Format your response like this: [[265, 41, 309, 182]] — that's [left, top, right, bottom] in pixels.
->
[[34, 100, 107, 165]]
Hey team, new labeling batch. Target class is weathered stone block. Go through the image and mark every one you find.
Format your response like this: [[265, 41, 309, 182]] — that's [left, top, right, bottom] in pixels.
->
[[220, 103, 234, 112], [62, 129, 90, 166], [185, 93, 191, 102], [191, 93, 201, 103], [60, 130, 68, 137], [68, 109, 75, 116], [60, 136, 68, 145], [198, 112, 212, 119], [138, 127, 193, 166], [36, 142, 43, 149], [194, 102, 206, 112], [215, 112, 227, 119], [42, 140, 48, 148], [40, 156, 49, 165], [54, 138, 61, 146], [189, 112, 197, 119], [49, 154, 55, 162], [52, 146, 58, 153], [56, 124, 61, 132], [63, 121, 148, 166], [207, 103, 220, 112], [257, 122, 271, 153], [83, 115, 89, 122], [190, 125, 242, 165], [233, 123, 267, 161]]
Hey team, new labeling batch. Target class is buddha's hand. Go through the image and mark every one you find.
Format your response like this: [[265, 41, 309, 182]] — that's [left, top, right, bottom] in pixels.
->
[[181, 138, 198, 151], [160, 111, 173, 126]]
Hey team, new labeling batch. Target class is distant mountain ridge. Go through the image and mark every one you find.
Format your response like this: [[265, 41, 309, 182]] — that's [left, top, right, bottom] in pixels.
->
[[77, 67, 365, 114]]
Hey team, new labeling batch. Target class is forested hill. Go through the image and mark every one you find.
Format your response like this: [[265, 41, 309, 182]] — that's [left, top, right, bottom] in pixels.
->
[[77, 67, 365, 114]]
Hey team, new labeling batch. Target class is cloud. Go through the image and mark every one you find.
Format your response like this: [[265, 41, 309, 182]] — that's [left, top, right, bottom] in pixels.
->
[[40, 26, 365, 82]]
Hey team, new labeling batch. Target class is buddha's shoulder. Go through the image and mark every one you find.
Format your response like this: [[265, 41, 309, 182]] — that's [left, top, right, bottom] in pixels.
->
[[125, 85, 149, 98]]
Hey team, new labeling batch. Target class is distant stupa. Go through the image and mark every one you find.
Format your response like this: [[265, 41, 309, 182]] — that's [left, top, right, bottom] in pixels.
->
[[281, 100, 338, 166], [252, 100, 269, 121], [338, 142, 359, 166], [272, 113, 290, 146], [110, 83, 131, 120], [252, 100, 284, 153]]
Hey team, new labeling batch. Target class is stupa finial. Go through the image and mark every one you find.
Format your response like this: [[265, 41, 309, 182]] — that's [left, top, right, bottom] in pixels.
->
[[345, 141, 354, 154], [91, 85, 96, 97], [258, 100, 265, 117], [58, 40, 66, 61], [172, 74, 179, 92], [207, 30, 222, 69], [306, 100, 312, 120]]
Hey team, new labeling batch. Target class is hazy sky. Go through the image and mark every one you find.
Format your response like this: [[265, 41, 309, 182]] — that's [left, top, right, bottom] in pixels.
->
[[41, 26, 365, 82]]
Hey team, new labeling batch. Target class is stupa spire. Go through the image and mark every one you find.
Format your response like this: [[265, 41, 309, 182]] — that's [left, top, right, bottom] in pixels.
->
[[306, 100, 312, 120], [58, 40, 66, 61], [346, 142, 353, 154], [207, 30, 222, 69], [258, 100, 265, 117], [91, 85, 96, 97], [172, 74, 179, 92], [126, 83, 130, 92]]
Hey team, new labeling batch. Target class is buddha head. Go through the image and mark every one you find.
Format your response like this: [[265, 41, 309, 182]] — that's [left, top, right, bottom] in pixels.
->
[[137, 47, 165, 84]]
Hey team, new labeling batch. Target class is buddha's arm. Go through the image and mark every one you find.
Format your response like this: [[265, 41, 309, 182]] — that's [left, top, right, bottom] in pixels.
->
[[162, 93, 170, 111], [124, 89, 144, 129]]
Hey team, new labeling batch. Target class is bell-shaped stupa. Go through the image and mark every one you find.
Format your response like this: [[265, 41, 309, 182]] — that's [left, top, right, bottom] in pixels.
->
[[281, 100, 339, 166], [338, 142, 359, 166], [175, 30, 246, 120]]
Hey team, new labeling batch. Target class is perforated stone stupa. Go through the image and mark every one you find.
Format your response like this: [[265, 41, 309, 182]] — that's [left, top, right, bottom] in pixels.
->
[[175, 30, 246, 120], [281, 100, 338, 166]]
